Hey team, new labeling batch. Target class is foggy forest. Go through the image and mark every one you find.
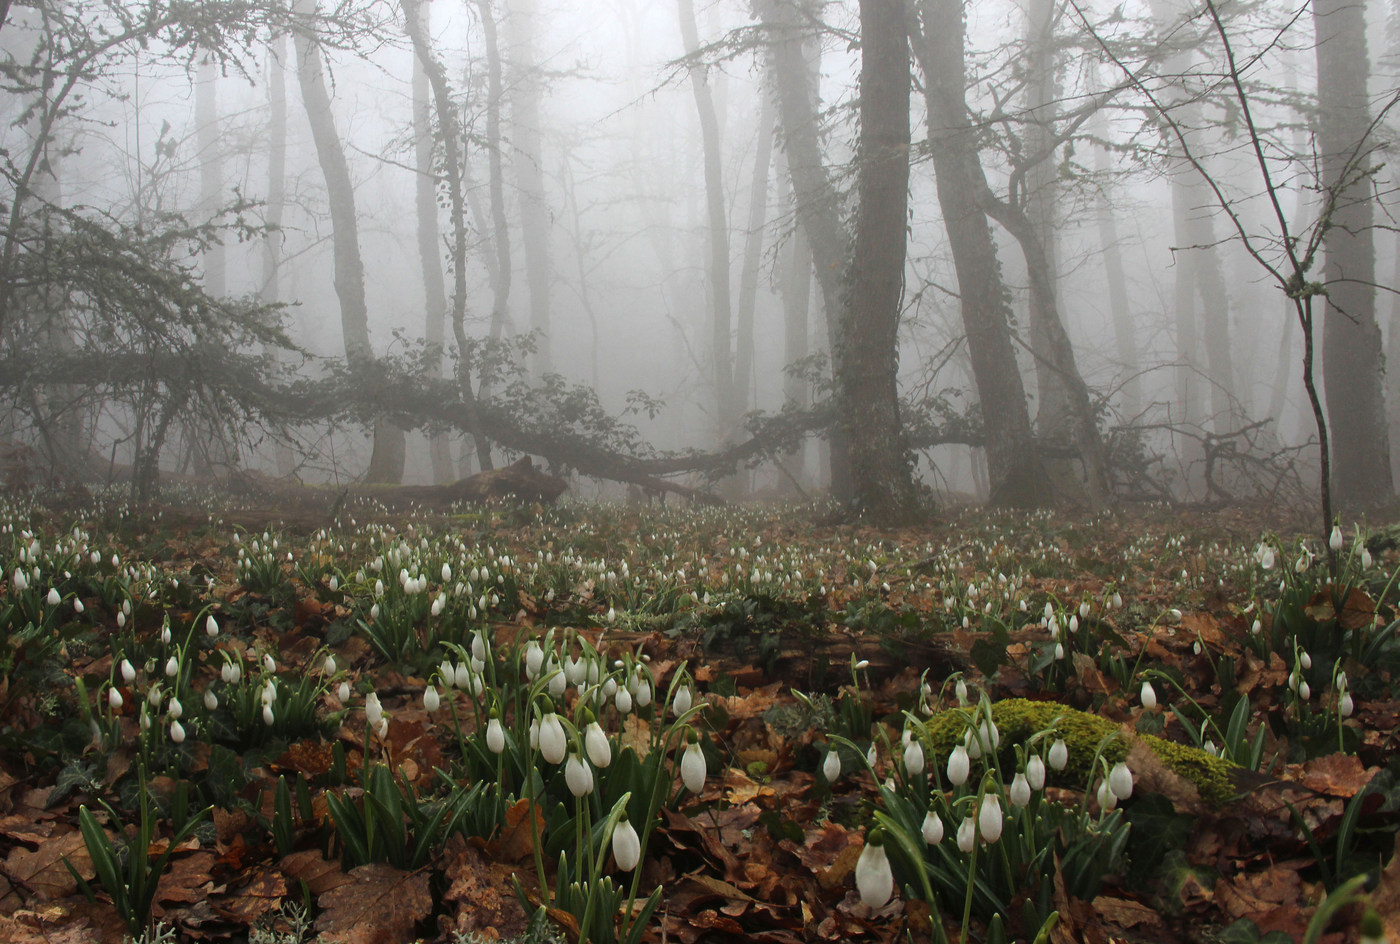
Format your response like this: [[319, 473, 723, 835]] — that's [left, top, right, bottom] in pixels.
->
[[3, 0, 1395, 520]]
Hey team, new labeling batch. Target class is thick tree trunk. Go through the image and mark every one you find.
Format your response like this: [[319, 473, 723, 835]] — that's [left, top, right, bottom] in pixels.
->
[[755, 0, 852, 501], [292, 0, 404, 483], [678, 0, 738, 446], [912, 0, 1050, 507], [506, 0, 552, 376], [735, 95, 775, 420], [1315, 0, 1394, 508], [841, 0, 922, 522], [475, 0, 513, 348], [777, 150, 811, 492], [409, 0, 456, 485], [263, 35, 297, 477]]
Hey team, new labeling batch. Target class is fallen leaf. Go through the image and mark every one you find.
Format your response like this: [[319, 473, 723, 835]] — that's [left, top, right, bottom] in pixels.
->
[[1299, 753, 1373, 797], [485, 798, 543, 863], [314, 863, 430, 944], [1092, 896, 1163, 930], [3, 829, 91, 900]]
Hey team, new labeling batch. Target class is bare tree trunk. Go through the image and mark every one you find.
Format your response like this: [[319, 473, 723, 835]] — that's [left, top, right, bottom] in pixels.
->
[[292, 0, 404, 483], [475, 0, 513, 347], [755, 0, 853, 501], [777, 149, 810, 492], [1315, 0, 1394, 508], [678, 0, 738, 446], [196, 57, 226, 298], [841, 0, 922, 522], [263, 35, 297, 477], [506, 0, 552, 377], [409, 0, 455, 485], [912, 0, 1050, 507], [735, 95, 775, 420]]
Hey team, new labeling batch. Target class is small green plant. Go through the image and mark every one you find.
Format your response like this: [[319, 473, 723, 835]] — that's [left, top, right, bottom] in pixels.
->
[[66, 770, 212, 937], [325, 763, 481, 870]]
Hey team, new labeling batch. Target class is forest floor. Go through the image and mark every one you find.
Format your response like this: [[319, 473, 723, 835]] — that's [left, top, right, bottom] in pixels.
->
[[0, 492, 1397, 944]]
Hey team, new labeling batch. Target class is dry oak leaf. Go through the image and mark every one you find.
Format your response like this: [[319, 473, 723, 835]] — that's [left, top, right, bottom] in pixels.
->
[[1091, 896, 1163, 931], [212, 867, 286, 925], [0, 912, 100, 944], [313, 863, 431, 944], [484, 798, 544, 863], [1298, 753, 1374, 798], [3, 828, 92, 900]]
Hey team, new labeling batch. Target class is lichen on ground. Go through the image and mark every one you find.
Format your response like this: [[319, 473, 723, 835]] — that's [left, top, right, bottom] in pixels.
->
[[921, 697, 1239, 804]]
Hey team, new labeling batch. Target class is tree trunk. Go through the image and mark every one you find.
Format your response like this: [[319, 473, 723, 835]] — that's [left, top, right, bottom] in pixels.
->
[[755, 0, 852, 501], [735, 94, 776, 420], [678, 0, 738, 446], [263, 35, 297, 477], [475, 0, 513, 347], [409, 0, 456, 485], [1315, 0, 1394, 508], [506, 0, 553, 377], [841, 0, 922, 522], [292, 0, 404, 483], [777, 149, 811, 492], [912, 0, 1050, 507]]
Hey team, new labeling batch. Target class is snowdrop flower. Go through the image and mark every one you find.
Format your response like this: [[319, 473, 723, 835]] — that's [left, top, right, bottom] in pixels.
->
[[1009, 772, 1032, 808], [423, 686, 440, 712], [539, 710, 567, 764], [1300, 650, 1312, 670], [1299, 680, 1311, 701], [1330, 525, 1343, 552], [167, 696, 183, 720], [1252, 619, 1262, 635], [1140, 681, 1157, 712], [1256, 544, 1276, 570], [1339, 691, 1355, 717], [73, 598, 84, 614], [565, 750, 594, 797], [978, 794, 1003, 842], [1108, 761, 1134, 800], [524, 641, 544, 680], [680, 735, 707, 794], [365, 692, 383, 730], [263, 654, 276, 673], [955, 678, 968, 705], [46, 587, 60, 606], [956, 816, 976, 853], [204, 689, 218, 711], [337, 681, 350, 702], [377, 718, 388, 738], [108, 687, 123, 710], [205, 615, 218, 637], [441, 562, 452, 582], [486, 715, 506, 753], [454, 662, 472, 690], [947, 743, 970, 786], [170, 720, 186, 744], [672, 683, 693, 717], [1048, 738, 1069, 771], [120, 659, 136, 684], [11, 569, 26, 592], [615, 685, 633, 715], [921, 810, 944, 845], [165, 656, 179, 678], [855, 828, 894, 908], [1361, 546, 1373, 569], [1026, 754, 1046, 791], [612, 814, 642, 871], [823, 749, 841, 782], [263, 703, 275, 726], [904, 739, 925, 777], [634, 678, 652, 709], [117, 612, 127, 629], [584, 721, 611, 767], [1096, 778, 1118, 811]]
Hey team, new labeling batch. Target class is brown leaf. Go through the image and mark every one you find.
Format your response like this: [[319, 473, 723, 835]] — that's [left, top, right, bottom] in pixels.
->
[[1300, 753, 1373, 797], [279, 850, 352, 898], [1092, 896, 1163, 930], [485, 798, 543, 863], [0, 913, 101, 944], [213, 868, 286, 925], [3, 829, 91, 900], [1182, 611, 1226, 649], [440, 838, 530, 942], [314, 863, 430, 944]]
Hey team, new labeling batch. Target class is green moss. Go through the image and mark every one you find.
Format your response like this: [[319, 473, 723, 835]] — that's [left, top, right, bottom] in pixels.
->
[[922, 698, 1239, 805]]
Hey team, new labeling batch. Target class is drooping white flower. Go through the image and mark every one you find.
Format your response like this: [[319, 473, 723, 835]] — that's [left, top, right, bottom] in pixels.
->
[[680, 738, 707, 794], [337, 681, 350, 702], [1096, 778, 1118, 811], [263, 702, 275, 726], [164, 656, 179, 678], [108, 687, 123, 710], [1141, 681, 1157, 712], [921, 810, 944, 845], [539, 711, 567, 765], [46, 587, 60, 606], [120, 659, 136, 684], [904, 739, 925, 777], [455, 662, 472, 690], [956, 815, 976, 852], [365, 692, 383, 730], [486, 716, 506, 754], [1048, 738, 1069, 771], [855, 829, 894, 908], [170, 720, 186, 744], [978, 794, 1003, 842], [615, 685, 633, 715], [1299, 680, 1312, 701], [1330, 525, 1344, 552], [823, 749, 841, 782], [1009, 772, 1032, 808], [955, 678, 969, 705], [167, 696, 183, 720], [1108, 761, 1134, 800], [204, 689, 218, 711], [947, 743, 970, 786], [205, 615, 219, 637], [612, 814, 642, 871], [423, 686, 440, 712], [672, 684, 693, 717], [565, 751, 594, 797], [585, 722, 611, 768], [1026, 754, 1046, 791], [524, 641, 544, 680], [1339, 691, 1355, 717]]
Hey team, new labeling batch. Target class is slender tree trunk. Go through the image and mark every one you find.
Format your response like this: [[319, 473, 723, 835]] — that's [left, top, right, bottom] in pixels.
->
[[1315, 0, 1393, 508], [292, 0, 404, 483], [678, 0, 738, 445], [842, 0, 922, 521], [735, 95, 775, 420], [506, 0, 552, 376], [403, 0, 494, 473], [263, 35, 297, 477], [912, 0, 1050, 507], [409, 0, 456, 485], [475, 0, 513, 346], [755, 0, 853, 500], [196, 57, 226, 298], [778, 151, 811, 492]]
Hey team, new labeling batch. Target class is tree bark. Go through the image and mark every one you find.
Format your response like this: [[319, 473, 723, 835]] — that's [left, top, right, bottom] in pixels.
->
[[841, 0, 922, 522], [777, 149, 811, 492], [912, 0, 1050, 507], [678, 0, 738, 446], [475, 0, 513, 347], [263, 34, 297, 477], [735, 94, 776, 420], [408, 0, 456, 485], [755, 0, 853, 500], [506, 0, 553, 377], [1315, 0, 1394, 508], [292, 0, 404, 483]]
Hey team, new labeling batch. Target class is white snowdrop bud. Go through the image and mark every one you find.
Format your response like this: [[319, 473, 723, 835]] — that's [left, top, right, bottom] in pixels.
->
[[1096, 778, 1118, 811], [855, 830, 894, 908], [1026, 754, 1046, 791], [672, 684, 693, 717], [1339, 692, 1354, 717], [1009, 772, 1032, 808], [165, 656, 179, 678], [167, 696, 183, 720], [947, 744, 970, 786], [615, 685, 633, 715], [904, 739, 925, 777], [585, 721, 611, 768], [1300, 650, 1312, 670], [1079, 601, 1090, 619], [108, 687, 123, 710], [635, 679, 652, 708], [1111, 591, 1123, 609], [1141, 681, 1157, 711], [612, 815, 641, 871], [681, 738, 707, 794], [121, 659, 136, 683], [486, 716, 506, 754], [337, 681, 350, 702], [365, 692, 383, 729], [957, 816, 976, 853], [955, 678, 968, 705], [565, 751, 594, 797], [1048, 738, 1069, 771], [1299, 680, 1311, 701], [263, 703, 275, 726], [1362, 546, 1373, 568], [978, 794, 1003, 842], [73, 598, 84, 613], [205, 615, 218, 637], [204, 689, 218, 711], [1252, 619, 1262, 635], [1330, 526, 1343, 552], [170, 720, 186, 744], [263, 654, 276, 673], [46, 587, 60, 606], [1108, 761, 1134, 800], [921, 810, 944, 845], [1054, 642, 1064, 660], [823, 749, 841, 782], [525, 641, 544, 679], [539, 711, 567, 764], [423, 686, 440, 712], [442, 563, 452, 582], [117, 612, 126, 629]]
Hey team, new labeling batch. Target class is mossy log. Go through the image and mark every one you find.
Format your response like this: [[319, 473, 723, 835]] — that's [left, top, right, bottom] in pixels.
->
[[923, 698, 1241, 805]]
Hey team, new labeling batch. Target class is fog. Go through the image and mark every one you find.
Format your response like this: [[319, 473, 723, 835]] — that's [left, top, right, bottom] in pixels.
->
[[2, 0, 1397, 513]]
